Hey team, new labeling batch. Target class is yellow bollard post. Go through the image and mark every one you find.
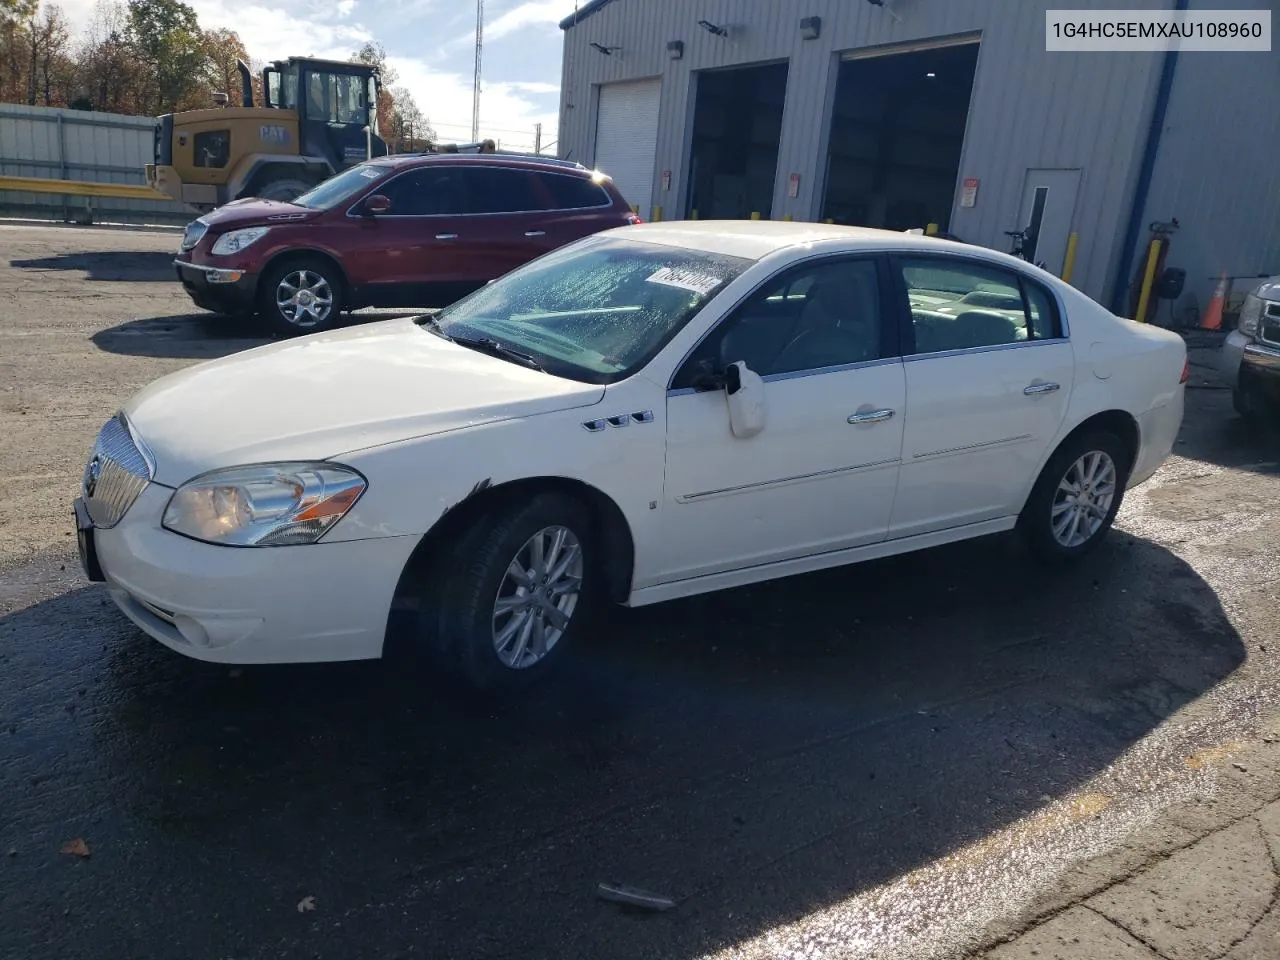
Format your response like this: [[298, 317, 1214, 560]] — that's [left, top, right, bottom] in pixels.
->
[[784, 213, 793, 222], [1133, 239, 1162, 323], [751, 211, 762, 221], [825, 218, 834, 224], [1061, 232, 1079, 284], [690, 208, 699, 220], [925, 222, 938, 235], [652, 205, 663, 222]]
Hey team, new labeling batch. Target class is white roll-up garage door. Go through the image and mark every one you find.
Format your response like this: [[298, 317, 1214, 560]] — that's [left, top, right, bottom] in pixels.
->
[[593, 78, 661, 218]]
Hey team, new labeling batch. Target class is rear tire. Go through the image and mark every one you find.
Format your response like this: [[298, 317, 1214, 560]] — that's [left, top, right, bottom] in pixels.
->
[[429, 493, 598, 695], [1018, 430, 1131, 564], [257, 256, 344, 337]]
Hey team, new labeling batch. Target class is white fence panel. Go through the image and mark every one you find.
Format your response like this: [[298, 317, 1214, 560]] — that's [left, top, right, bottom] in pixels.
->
[[0, 103, 190, 224]]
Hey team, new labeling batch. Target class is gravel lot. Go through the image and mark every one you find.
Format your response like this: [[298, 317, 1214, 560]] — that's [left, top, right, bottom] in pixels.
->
[[1, 221, 1278, 960]]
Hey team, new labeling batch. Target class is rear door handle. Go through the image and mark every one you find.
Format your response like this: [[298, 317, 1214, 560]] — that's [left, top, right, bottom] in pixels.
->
[[436, 233, 458, 240], [848, 408, 896, 425], [1024, 382, 1061, 396], [525, 230, 546, 237]]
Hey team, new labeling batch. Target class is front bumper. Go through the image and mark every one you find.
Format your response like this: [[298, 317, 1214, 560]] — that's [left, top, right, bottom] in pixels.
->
[[81, 483, 418, 664], [174, 259, 259, 314], [1219, 329, 1280, 401]]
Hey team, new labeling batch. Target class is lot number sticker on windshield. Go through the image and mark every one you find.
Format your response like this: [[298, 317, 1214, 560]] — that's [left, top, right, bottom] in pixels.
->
[[646, 266, 722, 297]]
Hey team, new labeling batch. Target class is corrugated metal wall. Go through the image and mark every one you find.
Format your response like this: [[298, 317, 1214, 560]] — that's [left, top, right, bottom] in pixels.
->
[[0, 104, 189, 224], [1139, 0, 1280, 323], [559, 0, 1176, 305]]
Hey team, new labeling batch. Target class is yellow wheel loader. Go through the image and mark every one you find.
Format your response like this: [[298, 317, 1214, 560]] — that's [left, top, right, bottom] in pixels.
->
[[145, 56, 393, 213]]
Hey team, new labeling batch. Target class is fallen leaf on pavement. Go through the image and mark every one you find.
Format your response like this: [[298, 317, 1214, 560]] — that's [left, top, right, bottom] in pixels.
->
[[297, 896, 316, 913], [60, 839, 90, 858]]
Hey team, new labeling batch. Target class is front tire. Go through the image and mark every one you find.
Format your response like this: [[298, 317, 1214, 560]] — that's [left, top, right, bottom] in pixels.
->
[[1018, 430, 1131, 563], [253, 177, 312, 203], [431, 493, 597, 694], [257, 257, 344, 337]]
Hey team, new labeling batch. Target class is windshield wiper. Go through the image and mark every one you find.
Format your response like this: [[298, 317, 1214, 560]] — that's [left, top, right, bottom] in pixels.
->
[[450, 334, 545, 372]]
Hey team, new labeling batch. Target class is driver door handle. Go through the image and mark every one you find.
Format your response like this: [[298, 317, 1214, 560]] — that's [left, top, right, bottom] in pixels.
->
[[848, 408, 896, 425], [525, 230, 546, 237], [1024, 381, 1061, 396], [436, 233, 458, 240]]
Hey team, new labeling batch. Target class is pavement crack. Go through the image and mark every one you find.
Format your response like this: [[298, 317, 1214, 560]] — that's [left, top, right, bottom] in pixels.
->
[[1080, 903, 1175, 960]]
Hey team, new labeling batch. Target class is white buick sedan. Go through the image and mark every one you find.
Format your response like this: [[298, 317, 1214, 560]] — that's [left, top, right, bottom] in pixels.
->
[[75, 222, 1187, 692]]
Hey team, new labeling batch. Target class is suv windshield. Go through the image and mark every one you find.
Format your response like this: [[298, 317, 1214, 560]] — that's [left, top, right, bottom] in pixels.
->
[[427, 236, 752, 384], [292, 163, 391, 210]]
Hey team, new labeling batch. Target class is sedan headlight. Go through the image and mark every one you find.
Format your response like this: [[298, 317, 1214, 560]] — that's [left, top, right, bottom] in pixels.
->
[[1239, 293, 1264, 338], [162, 463, 366, 547], [210, 226, 270, 256]]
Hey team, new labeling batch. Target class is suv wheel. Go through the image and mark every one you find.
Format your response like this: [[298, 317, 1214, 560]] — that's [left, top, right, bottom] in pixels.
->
[[255, 178, 312, 203], [258, 257, 344, 337]]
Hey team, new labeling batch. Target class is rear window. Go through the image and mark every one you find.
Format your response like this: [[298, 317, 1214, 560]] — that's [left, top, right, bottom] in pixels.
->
[[460, 167, 543, 214], [537, 171, 612, 210]]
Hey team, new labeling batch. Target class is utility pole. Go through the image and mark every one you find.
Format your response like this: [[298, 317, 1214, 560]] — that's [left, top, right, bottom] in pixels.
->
[[472, 0, 484, 142], [534, 123, 542, 155]]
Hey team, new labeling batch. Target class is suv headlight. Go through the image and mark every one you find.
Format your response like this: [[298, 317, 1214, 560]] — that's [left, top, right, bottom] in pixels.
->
[[162, 463, 366, 547], [210, 226, 270, 256], [1239, 293, 1264, 338]]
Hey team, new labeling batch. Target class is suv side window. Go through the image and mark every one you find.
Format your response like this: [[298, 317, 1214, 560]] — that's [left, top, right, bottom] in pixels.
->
[[377, 168, 466, 216], [896, 257, 1062, 355], [672, 257, 886, 389], [537, 172, 611, 210], [458, 167, 544, 214]]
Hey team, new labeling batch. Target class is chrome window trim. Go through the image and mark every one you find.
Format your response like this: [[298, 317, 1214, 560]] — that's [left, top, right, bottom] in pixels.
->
[[343, 164, 614, 220], [901, 337, 1071, 363], [667, 355, 902, 398]]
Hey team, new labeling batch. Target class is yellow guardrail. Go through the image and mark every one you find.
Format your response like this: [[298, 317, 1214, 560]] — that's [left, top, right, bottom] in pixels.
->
[[0, 175, 170, 201]]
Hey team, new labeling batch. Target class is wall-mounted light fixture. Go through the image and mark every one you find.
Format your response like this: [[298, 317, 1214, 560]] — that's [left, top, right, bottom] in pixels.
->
[[667, 40, 684, 59], [800, 16, 822, 40], [698, 19, 728, 37], [590, 42, 619, 55]]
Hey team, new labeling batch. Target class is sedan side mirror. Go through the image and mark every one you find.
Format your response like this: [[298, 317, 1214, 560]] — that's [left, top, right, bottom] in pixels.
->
[[363, 194, 392, 216], [724, 361, 766, 439]]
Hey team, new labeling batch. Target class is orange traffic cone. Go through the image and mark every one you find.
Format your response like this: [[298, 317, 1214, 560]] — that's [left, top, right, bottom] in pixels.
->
[[1201, 272, 1226, 330]]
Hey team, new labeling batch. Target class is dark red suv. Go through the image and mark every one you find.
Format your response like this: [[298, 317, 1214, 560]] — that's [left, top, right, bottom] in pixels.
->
[[173, 153, 641, 336]]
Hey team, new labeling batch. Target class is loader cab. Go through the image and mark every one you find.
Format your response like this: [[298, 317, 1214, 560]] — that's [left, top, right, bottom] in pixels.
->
[[262, 57, 388, 170]]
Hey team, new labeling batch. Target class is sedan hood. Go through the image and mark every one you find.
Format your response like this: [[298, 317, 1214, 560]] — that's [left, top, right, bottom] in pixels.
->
[[122, 318, 605, 486]]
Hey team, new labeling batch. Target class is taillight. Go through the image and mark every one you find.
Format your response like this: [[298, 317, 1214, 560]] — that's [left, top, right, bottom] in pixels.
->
[[627, 213, 644, 225], [1180, 359, 1190, 384]]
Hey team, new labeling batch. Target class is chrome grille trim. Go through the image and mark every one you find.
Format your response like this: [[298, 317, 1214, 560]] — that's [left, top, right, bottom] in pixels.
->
[[82, 414, 153, 529], [180, 219, 208, 252]]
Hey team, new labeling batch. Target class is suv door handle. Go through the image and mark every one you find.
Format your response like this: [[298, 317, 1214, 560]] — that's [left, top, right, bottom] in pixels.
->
[[436, 233, 458, 240], [848, 408, 896, 425], [524, 230, 546, 237], [1024, 382, 1061, 396]]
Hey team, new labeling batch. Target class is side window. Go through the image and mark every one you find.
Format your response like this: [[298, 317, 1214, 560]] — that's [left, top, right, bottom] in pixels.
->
[[458, 167, 543, 214], [898, 257, 1052, 355], [673, 258, 884, 388], [1023, 279, 1063, 340], [537, 172, 611, 210], [193, 130, 229, 169], [377, 169, 466, 216]]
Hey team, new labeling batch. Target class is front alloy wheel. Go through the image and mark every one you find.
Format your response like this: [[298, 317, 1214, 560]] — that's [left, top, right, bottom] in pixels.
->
[[276, 269, 333, 329], [492, 525, 584, 669]]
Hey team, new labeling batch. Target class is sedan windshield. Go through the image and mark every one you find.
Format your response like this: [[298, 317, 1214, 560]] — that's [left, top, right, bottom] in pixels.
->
[[427, 237, 752, 384], [292, 163, 391, 210]]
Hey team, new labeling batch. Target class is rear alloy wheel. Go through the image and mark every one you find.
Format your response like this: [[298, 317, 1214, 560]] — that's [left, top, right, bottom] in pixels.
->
[[259, 258, 344, 337], [1019, 430, 1130, 563], [432, 493, 597, 694]]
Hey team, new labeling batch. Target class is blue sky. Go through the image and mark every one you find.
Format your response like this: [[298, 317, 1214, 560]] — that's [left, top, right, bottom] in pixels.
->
[[71, 0, 573, 151]]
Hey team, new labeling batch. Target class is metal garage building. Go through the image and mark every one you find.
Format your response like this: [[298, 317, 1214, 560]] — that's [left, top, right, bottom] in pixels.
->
[[556, 0, 1279, 320]]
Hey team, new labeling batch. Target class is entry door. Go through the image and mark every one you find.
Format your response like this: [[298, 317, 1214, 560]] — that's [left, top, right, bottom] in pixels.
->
[[594, 78, 661, 218], [887, 254, 1074, 539], [1018, 169, 1081, 276], [656, 256, 906, 585]]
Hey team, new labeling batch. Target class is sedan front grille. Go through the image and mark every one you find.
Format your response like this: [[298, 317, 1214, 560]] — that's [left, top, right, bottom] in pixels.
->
[[82, 414, 153, 529]]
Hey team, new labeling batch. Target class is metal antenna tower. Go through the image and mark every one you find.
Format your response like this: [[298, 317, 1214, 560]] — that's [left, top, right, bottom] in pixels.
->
[[472, 0, 483, 141]]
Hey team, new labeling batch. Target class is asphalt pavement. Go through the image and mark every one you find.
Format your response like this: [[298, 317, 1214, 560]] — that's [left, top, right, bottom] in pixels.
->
[[1, 222, 1278, 960]]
